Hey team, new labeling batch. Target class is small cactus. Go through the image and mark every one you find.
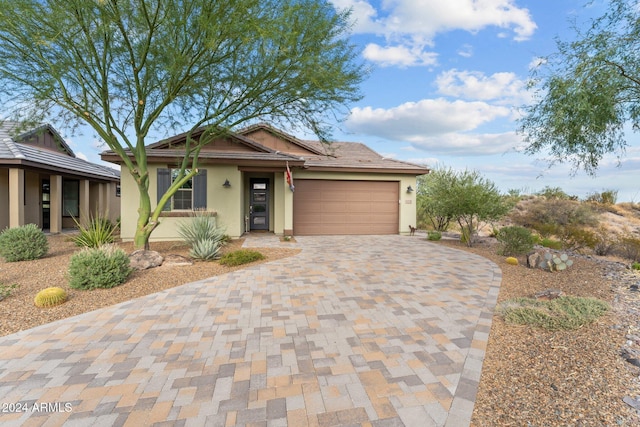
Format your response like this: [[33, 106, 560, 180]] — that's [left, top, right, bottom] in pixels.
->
[[538, 252, 574, 272], [505, 257, 519, 266], [34, 287, 67, 308]]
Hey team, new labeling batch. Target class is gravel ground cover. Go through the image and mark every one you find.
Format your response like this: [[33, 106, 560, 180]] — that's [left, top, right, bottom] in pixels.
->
[[1, 233, 639, 425]]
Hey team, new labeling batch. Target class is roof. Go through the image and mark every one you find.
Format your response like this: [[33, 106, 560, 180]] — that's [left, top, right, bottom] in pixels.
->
[[100, 124, 429, 175], [0, 123, 120, 182], [300, 140, 429, 173]]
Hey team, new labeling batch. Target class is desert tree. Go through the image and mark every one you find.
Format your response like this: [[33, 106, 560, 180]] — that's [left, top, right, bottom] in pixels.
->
[[418, 167, 510, 247], [0, 0, 364, 248], [520, 0, 640, 175]]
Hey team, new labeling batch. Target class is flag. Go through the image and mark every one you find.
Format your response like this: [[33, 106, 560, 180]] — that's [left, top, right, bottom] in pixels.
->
[[286, 162, 294, 192]]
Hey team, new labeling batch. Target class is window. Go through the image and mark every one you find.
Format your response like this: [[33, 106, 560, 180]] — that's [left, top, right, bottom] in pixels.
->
[[157, 168, 207, 211], [63, 180, 79, 217], [171, 169, 193, 210]]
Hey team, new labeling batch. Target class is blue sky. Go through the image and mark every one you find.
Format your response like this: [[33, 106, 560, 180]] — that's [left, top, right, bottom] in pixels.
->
[[70, 0, 640, 202]]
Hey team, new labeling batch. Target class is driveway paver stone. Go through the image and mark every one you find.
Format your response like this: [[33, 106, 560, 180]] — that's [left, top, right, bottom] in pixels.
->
[[0, 235, 501, 427]]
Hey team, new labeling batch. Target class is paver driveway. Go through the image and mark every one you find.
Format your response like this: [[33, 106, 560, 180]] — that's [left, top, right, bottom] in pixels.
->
[[0, 235, 501, 427]]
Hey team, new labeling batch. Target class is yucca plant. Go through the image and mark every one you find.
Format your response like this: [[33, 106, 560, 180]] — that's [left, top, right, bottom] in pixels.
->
[[177, 211, 227, 260], [71, 212, 118, 248]]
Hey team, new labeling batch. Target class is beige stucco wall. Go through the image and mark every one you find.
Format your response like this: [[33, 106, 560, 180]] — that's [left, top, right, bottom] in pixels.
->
[[119, 165, 244, 242], [293, 170, 420, 235], [0, 169, 8, 230]]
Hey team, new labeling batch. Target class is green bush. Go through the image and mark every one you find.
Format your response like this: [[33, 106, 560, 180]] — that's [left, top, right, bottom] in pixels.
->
[[68, 245, 132, 290], [496, 226, 535, 256], [585, 189, 618, 205], [558, 226, 598, 252], [593, 226, 617, 256], [427, 231, 442, 241], [536, 186, 573, 200], [72, 213, 118, 248], [540, 238, 563, 250], [510, 198, 599, 237], [0, 224, 49, 262], [631, 262, 640, 270], [177, 211, 227, 260], [219, 249, 265, 266]]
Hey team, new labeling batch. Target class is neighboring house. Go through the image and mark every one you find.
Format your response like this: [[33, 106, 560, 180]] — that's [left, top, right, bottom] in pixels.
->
[[0, 122, 121, 232], [101, 123, 429, 241]]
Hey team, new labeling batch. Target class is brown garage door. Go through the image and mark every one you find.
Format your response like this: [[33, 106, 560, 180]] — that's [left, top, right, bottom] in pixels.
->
[[293, 180, 399, 235]]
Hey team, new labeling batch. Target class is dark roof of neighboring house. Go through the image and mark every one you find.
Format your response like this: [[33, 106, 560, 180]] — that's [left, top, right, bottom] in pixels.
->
[[0, 123, 120, 182]]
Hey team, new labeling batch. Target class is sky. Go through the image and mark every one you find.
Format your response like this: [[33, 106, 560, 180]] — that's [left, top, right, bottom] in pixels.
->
[[69, 0, 640, 202]]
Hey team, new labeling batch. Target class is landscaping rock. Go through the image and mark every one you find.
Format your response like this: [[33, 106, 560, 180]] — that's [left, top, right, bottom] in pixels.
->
[[526, 251, 542, 269], [534, 288, 564, 300], [163, 254, 193, 267], [129, 250, 163, 270]]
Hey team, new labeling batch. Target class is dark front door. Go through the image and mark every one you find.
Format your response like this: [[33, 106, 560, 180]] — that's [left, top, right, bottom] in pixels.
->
[[250, 179, 269, 231], [42, 179, 50, 229]]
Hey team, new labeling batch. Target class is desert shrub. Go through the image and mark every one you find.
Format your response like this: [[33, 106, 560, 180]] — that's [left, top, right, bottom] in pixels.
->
[[496, 226, 536, 256], [616, 236, 640, 262], [558, 226, 598, 252], [536, 186, 573, 200], [498, 296, 609, 330], [68, 245, 132, 289], [72, 213, 117, 248], [585, 189, 618, 205], [177, 211, 227, 260], [631, 262, 640, 270], [0, 224, 49, 262], [510, 198, 598, 232], [219, 249, 265, 266], [593, 226, 617, 256], [540, 238, 563, 250], [0, 282, 18, 301], [427, 231, 442, 241]]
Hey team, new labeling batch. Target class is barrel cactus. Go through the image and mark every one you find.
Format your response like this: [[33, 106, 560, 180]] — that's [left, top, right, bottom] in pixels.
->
[[505, 257, 519, 266], [34, 287, 67, 308]]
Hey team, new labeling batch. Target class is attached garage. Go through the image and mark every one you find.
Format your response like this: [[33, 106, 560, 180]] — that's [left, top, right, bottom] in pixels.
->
[[293, 179, 399, 235]]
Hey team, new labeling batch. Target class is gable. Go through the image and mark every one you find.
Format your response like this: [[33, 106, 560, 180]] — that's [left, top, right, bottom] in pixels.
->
[[241, 129, 317, 156], [161, 135, 258, 153], [14, 124, 75, 157]]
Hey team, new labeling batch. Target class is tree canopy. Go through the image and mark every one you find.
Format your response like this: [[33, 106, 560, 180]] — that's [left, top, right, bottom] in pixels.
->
[[519, 0, 640, 175], [417, 167, 510, 247], [0, 0, 364, 248]]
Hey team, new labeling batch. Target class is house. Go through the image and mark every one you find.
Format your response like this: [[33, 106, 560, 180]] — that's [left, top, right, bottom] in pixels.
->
[[0, 122, 121, 232], [101, 123, 429, 240]]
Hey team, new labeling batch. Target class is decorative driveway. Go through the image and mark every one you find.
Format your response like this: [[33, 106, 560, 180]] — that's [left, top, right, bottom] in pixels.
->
[[0, 235, 501, 427]]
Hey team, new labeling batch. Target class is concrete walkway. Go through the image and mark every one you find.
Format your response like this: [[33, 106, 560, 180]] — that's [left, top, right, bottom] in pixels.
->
[[0, 235, 501, 427]]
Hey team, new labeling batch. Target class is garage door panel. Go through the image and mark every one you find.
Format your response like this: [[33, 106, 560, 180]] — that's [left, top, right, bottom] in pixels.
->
[[294, 180, 399, 235]]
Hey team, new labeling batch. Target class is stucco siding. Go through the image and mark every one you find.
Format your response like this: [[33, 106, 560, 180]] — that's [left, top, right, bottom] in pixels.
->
[[0, 169, 8, 230]]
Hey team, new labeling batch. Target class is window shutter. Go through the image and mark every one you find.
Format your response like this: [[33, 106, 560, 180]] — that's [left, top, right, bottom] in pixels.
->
[[157, 168, 171, 211], [193, 169, 207, 210]]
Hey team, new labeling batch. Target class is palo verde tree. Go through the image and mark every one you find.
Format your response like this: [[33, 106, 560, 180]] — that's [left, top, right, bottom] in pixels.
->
[[0, 0, 363, 249], [418, 167, 511, 247], [520, 0, 640, 175]]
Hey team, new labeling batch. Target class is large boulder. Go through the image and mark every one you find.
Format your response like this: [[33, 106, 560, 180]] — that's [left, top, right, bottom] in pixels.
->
[[526, 251, 542, 269], [129, 250, 164, 270]]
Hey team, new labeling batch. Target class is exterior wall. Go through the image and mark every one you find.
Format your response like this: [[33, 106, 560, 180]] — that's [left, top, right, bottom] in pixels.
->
[[24, 171, 41, 227], [243, 129, 314, 156], [120, 165, 244, 242], [0, 169, 8, 230], [293, 170, 419, 235]]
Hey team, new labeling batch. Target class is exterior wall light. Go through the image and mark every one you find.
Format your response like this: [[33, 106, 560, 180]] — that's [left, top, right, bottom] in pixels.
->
[[223, 179, 231, 188], [406, 185, 414, 193]]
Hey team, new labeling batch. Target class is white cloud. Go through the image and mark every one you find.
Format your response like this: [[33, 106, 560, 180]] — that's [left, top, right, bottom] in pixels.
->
[[362, 43, 437, 67], [348, 98, 511, 139], [457, 44, 473, 58], [332, 0, 537, 67], [76, 152, 89, 161], [406, 131, 522, 156], [435, 69, 528, 103]]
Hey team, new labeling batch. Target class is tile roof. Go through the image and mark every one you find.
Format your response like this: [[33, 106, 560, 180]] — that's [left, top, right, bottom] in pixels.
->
[[0, 123, 120, 181], [301, 140, 429, 173]]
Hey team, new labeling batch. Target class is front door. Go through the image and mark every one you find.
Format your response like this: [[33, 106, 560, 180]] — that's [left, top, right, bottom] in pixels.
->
[[250, 179, 269, 231], [42, 179, 50, 229]]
